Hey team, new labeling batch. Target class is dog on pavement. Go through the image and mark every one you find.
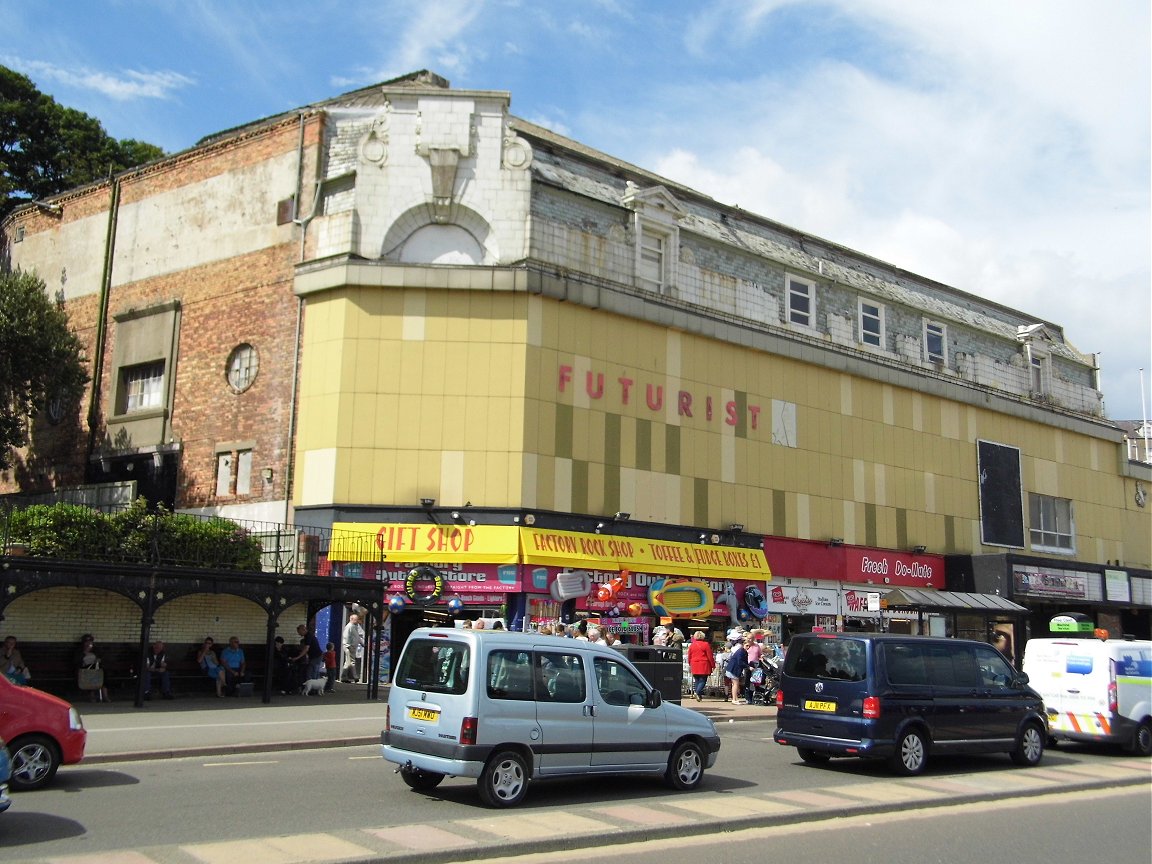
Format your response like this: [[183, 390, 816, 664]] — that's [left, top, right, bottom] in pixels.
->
[[300, 676, 327, 696]]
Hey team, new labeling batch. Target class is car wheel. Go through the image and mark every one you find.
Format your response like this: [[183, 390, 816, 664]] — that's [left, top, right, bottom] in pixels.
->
[[1010, 722, 1045, 766], [797, 747, 831, 764], [399, 766, 445, 791], [9, 734, 61, 791], [478, 750, 528, 807], [1125, 720, 1152, 757], [664, 740, 705, 790], [889, 728, 928, 776]]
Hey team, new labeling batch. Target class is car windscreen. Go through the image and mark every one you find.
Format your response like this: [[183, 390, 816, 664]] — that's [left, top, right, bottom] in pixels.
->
[[784, 637, 868, 682], [394, 638, 470, 695]]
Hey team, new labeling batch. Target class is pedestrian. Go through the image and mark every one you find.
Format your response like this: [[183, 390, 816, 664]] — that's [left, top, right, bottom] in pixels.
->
[[220, 636, 246, 696], [271, 635, 293, 693], [324, 642, 338, 693], [744, 634, 762, 694], [75, 633, 111, 703], [2, 635, 31, 686], [144, 640, 174, 700], [725, 634, 749, 704], [196, 636, 227, 698], [292, 623, 325, 682], [687, 631, 715, 702], [341, 612, 364, 683]]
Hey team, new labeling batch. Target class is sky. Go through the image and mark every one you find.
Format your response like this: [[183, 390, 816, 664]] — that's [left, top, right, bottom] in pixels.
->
[[3, 0, 1149, 422]]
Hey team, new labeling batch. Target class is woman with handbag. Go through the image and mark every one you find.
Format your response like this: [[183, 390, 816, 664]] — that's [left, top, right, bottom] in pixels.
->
[[75, 634, 111, 702]]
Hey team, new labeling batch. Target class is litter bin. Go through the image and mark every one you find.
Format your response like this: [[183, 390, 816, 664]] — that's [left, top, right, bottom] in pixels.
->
[[614, 644, 682, 704]]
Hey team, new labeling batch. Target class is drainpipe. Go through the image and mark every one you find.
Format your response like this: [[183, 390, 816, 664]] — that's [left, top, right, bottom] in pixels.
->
[[85, 175, 121, 470], [282, 111, 325, 525]]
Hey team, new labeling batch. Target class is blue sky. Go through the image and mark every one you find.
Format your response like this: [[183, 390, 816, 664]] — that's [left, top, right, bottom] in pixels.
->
[[3, 0, 1149, 421]]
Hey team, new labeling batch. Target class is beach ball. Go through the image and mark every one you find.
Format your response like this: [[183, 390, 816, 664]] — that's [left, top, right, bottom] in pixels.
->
[[737, 606, 752, 622], [626, 602, 643, 617], [447, 597, 464, 615], [388, 594, 408, 613]]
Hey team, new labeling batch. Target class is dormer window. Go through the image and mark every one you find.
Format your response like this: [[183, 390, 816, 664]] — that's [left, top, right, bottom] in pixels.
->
[[622, 183, 686, 296]]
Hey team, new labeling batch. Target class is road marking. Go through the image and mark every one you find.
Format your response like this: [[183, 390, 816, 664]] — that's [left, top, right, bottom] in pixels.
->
[[92, 716, 384, 734], [203, 760, 280, 767], [363, 823, 477, 851], [348, 754, 379, 760]]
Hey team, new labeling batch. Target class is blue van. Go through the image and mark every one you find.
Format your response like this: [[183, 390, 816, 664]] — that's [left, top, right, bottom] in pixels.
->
[[773, 633, 1047, 775]]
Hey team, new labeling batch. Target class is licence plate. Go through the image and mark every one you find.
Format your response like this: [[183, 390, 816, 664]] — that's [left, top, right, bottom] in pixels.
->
[[408, 707, 440, 722], [804, 700, 836, 712]]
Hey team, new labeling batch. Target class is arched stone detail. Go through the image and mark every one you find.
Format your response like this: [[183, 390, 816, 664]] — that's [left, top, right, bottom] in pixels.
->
[[381, 203, 500, 264]]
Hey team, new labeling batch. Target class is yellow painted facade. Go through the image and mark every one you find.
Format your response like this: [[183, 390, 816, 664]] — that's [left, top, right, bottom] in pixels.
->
[[295, 285, 1150, 569]]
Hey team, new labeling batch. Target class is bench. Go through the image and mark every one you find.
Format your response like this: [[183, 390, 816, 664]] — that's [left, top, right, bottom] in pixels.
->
[[15, 641, 267, 701]]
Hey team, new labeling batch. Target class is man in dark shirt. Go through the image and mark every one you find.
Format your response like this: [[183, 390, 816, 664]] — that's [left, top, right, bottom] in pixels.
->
[[292, 624, 324, 682]]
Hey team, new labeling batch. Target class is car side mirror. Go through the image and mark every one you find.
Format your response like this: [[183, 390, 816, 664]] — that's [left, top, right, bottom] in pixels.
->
[[1012, 671, 1030, 687], [646, 689, 663, 709]]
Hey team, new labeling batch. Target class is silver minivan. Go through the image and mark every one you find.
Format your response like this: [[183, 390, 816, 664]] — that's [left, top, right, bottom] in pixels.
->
[[382, 628, 721, 807]]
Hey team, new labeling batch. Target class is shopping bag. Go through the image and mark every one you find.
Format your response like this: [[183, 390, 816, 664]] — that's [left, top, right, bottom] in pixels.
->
[[78, 665, 104, 690]]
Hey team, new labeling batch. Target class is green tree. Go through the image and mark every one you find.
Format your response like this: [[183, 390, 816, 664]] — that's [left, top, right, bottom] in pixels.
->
[[0, 269, 89, 469], [1, 65, 165, 218]]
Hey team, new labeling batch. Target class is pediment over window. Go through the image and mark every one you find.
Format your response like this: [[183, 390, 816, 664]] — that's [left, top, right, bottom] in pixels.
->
[[621, 182, 687, 222]]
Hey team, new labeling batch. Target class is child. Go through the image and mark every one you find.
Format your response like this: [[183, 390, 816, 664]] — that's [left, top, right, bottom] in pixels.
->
[[323, 641, 338, 693]]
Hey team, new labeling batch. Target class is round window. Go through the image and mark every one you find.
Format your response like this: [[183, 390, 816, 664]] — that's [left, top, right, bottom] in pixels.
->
[[226, 344, 259, 393]]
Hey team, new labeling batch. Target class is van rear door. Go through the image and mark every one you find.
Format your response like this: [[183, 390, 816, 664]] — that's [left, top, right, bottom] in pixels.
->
[[779, 636, 871, 742]]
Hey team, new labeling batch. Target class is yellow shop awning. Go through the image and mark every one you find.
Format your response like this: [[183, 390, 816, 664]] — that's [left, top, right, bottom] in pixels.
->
[[330, 522, 771, 581], [330, 523, 520, 564]]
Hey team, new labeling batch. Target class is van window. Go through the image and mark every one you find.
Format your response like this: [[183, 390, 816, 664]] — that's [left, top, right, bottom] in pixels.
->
[[786, 638, 867, 682], [973, 644, 1015, 688], [488, 649, 535, 701], [885, 643, 929, 686], [536, 652, 586, 703], [395, 639, 470, 695], [924, 644, 980, 688], [593, 657, 649, 706]]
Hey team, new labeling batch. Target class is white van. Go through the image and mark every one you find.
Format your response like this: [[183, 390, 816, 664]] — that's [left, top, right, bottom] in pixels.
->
[[1022, 636, 1151, 756], [381, 628, 721, 807]]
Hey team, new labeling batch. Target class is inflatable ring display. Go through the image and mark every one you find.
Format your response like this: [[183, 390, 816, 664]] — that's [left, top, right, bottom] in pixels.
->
[[743, 584, 769, 620], [405, 565, 445, 606]]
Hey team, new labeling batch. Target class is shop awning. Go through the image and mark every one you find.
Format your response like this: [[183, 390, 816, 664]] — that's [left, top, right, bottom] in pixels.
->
[[882, 588, 1026, 613], [519, 527, 771, 580], [329, 522, 771, 581]]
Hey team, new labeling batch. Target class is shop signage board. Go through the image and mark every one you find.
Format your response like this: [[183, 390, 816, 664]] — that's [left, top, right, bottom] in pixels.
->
[[331, 523, 772, 580], [762, 537, 943, 588]]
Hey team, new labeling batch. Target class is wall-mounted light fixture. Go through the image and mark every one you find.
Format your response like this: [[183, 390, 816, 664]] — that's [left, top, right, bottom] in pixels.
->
[[911, 545, 927, 555], [728, 523, 744, 532], [100, 459, 111, 473], [524, 513, 536, 526], [614, 512, 630, 521], [420, 498, 436, 508], [828, 538, 844, 547], [595, 522, 606, 534], [698, 533, 708, 543]]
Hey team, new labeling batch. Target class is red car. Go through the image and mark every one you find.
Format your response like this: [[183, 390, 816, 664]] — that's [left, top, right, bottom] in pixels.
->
[[0, 675, 87, 790]]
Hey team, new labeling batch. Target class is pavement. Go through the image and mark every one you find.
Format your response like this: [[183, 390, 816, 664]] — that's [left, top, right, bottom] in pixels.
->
[[78, 683, 768, 763]]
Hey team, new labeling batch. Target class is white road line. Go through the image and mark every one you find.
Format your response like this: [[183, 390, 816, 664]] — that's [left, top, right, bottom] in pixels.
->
[[203, 760, 280, 767], [91, 716, 383, 733]]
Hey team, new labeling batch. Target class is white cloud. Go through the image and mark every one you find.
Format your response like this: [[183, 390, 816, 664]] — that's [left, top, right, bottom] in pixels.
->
[[6, 58, 193, 101]]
